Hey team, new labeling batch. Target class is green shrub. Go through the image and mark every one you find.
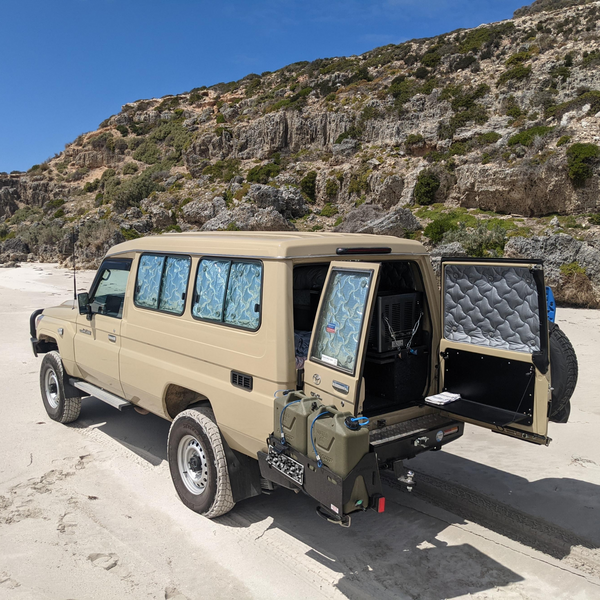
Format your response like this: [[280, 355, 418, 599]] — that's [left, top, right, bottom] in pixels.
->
[[477, 132, 502, 145], [300, 171, 318, 203], [116, 125, 129, 137], [101, 168, 116, 181], [201, 159, 240, 183], [406, 133, 425, 147], [438, 84, 490, 139], [335, 125, 362, 144], [120, 227, 142, 241], [458, 22, 514, 54], [320, 203, 338, 217], [505, 51, 532, 66], [414, 170, 440, 205], [566, 143, 600, 186], [444, 224, 507, 257], [557, 135, 571, 147], [122, 162, 139, 175], [414, 66, 429, 79], [505, 95, 524, 119], [497, 65, 532, 86], [103, 166, 163, 213], [508, 126, 554, 147], [421, 51, 441, 68], [360, 106, 381, 121], [267, 87, 312, 112], [560, 261, 586, 276], [588, 213, 600, 225], [66, 168, 90, 182], [83, 179, 100, 193], [424, 214, 458, 243], [216, 113, 226, 124], [45, 198, 65, 211], [246, 162, 280, 184], [325, 178, 339, 197], [348, 171, 369, 195], [53, 209, 65, 218], [10, 206, 43, 224], [89, 132, 115, 151], [133, 140, 161, 164], [225, 222, 240, 231], [545, 90, 600, 120]]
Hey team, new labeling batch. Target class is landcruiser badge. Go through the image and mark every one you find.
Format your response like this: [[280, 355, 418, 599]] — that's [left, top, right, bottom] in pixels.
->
[[436, 430, 444, 443]]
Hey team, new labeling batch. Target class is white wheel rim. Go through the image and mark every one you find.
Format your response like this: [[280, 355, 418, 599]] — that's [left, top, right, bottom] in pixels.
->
[[177, 434, 209, 495], [44, 368, 60, 410]]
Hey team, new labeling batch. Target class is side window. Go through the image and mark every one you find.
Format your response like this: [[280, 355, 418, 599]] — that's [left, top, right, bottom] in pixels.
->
[[192, 259, 230, 321], [310, 269, 373, 374], [134, 253, 191, 316], [89, 259, 132, 319], [159, 256, 191, 315], [192, 259, 262, 330], [135, 255, 165, 309], [224, 262, 262, 329]]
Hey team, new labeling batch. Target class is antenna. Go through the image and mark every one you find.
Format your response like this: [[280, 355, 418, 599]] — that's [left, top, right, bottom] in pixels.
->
[[72, 227, 77, 303]]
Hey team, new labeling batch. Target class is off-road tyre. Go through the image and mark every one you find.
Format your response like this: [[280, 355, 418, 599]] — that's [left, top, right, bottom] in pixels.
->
[[40, 351, 81, 424], [548, 322, 578, 422], [167, 407, 235, 518]]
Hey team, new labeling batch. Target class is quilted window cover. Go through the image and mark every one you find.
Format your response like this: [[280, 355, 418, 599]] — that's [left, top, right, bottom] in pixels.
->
[[444, 264, 541, 353], [159, 256, 191, 315], [135, 254, 165, 309], [193, 259, 230, 321], [310, 270, 372, 373], [193, 259, 262, 330]]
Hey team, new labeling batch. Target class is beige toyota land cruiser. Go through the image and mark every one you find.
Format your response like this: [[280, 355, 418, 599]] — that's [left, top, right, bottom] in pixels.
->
[[30, 232, 575, 526]]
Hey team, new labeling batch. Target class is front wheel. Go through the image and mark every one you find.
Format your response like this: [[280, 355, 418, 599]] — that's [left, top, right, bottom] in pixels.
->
[[167, 407, 235, 518], [39, 351, 81, 423]]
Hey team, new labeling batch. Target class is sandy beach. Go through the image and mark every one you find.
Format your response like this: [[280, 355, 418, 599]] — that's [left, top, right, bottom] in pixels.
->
[[1, 262, 599, 599]]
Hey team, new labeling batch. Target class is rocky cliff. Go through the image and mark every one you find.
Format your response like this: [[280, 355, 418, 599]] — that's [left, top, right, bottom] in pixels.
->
[[1, 0, 600, 306]]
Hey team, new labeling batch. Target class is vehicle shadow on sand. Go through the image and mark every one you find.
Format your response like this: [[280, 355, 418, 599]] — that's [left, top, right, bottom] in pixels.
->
[[75, 397, 170, 466], [220, 487, 527, 600], [72, 397, 599, 599]]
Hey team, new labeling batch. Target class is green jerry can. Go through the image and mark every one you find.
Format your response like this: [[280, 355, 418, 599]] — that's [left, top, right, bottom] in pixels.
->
[[274, 391, 325, 455], [306, 406, 370, 478], [306, 406, 371, 515]]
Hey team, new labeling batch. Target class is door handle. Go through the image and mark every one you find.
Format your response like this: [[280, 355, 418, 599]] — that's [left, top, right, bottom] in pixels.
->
[[332, 380, 349, 395], [108, 335, 117, 343]]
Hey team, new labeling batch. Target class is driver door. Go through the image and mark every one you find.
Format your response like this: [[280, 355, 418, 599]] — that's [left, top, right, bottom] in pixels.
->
[[74, 258, 132, 395], [303, 262, 381, 413]]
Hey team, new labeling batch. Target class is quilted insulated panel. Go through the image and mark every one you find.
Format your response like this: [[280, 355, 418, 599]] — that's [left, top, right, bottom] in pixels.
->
[[310, 270, 372, 373], [444, 264, 541, 353]]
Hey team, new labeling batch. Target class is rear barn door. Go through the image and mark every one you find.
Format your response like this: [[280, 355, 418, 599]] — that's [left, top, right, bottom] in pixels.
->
[[303, 262, 381, 413], [437, 259, 551, 445]]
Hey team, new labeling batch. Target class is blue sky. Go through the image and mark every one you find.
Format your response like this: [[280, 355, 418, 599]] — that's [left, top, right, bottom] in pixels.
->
[[1, 0, 528, 172]]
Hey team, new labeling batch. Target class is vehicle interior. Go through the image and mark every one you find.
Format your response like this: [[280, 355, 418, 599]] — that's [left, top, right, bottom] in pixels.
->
[[292, 260, 432, 418]]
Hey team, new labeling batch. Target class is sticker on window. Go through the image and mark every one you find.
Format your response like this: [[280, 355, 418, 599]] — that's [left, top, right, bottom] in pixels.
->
[[321, 354, 338, 366], [326, 323, 337, 334]]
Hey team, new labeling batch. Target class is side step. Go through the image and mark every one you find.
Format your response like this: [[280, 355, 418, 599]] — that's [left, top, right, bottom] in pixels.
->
[[70, 379, 131, 411]]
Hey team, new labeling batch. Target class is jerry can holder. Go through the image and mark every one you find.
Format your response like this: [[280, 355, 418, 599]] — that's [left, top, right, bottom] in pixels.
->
[[258, 434, 384, 524]]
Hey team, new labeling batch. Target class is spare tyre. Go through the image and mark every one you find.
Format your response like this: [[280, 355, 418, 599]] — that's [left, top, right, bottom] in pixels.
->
[[548, 321, 578, 423]]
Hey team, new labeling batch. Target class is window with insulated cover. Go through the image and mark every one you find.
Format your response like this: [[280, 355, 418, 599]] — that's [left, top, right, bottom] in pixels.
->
[[192, 259, 263, 331]]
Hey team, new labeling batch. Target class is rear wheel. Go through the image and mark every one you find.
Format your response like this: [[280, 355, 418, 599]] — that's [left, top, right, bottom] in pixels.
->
[[39, 351, 81, 423], [548, 322, 578, 422], [167, 407, 235, 518]]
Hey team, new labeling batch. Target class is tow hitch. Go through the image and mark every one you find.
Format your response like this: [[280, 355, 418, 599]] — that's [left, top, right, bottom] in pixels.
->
[[394, 460, 416, 492]]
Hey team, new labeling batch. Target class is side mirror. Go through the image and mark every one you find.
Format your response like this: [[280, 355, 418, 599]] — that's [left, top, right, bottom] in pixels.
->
[[77, 293, 91, 316]]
